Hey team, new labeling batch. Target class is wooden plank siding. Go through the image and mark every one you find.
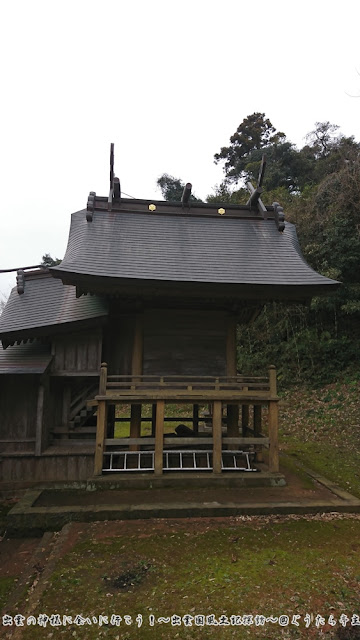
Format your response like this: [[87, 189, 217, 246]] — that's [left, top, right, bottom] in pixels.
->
[[51, 329, 102, 374], [103, 317, 134, 376], [143, 310, 228, 376], [0, 376, 39, 451]]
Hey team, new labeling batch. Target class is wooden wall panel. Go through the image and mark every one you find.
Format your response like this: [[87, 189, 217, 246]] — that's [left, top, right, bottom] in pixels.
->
[[143, 310, 227, 376], [52, 330, 102, 373], [103, 316, 135, 375], [0, 452, 94, 482], [0, 376, 38, 441]]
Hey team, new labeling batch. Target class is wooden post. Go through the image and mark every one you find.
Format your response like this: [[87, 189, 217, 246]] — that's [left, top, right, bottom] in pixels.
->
[[226, 314, 238, 448], [253, 404, 263, 462], [268, 400, 279, 473], [269, 365, 277, 397], [193, 404, 199, 434], [154, 400, 165, 475], [131, 314, 143, 377], [99, 362, 108, 395], [94, 362, 108, 476], [212, 400, 222, 474], [242, 404, 249, 436], [268, 365, 278, 471], [226, 315, 237, 376], [130, 404, 141, 451], [35, 383, 45, 456], [62, 385, 71, 428], [151, 403, 156, 437], [94, 400, 108, 475]]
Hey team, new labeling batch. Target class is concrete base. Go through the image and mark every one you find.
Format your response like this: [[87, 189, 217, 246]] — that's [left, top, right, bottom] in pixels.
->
[[6, 467, 360, 536], [87, 468, 287, 490], [0, 467, 286, 494]]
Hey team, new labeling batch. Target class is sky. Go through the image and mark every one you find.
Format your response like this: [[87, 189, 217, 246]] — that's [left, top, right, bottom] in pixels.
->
[[1, 0, 360, 299]]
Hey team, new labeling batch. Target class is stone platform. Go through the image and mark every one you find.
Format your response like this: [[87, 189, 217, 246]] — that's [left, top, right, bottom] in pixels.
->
[[6, 463, 360, 536]]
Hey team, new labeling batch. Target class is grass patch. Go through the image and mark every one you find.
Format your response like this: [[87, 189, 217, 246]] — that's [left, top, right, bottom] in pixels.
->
[[114, 403, 204, 438], [279, 378, 360, 497], [284, 441, 360, 498]]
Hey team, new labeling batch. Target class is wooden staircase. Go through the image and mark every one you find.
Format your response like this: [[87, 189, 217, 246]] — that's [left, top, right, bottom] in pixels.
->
[[51, 383, 98, 446]]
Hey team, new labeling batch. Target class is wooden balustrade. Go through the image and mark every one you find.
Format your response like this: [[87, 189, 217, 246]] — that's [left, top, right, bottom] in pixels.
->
[[93, 364, 279, 476]]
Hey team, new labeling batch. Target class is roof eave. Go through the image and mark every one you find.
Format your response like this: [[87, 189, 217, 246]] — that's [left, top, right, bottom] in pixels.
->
[[49, 269, 340, 302]]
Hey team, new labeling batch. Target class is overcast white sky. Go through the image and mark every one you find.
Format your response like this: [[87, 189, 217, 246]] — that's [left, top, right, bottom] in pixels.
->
[[1, 0, 359, 299]]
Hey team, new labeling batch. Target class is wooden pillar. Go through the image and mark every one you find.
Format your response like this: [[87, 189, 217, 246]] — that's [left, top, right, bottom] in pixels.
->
[[131, 314, 143, 377], [62, 385, 71, 428], [242, 404, 249, 436], [226, 314, 238, 446], [130, 404, 141, 451], [154, 400, 164, 475], [226, 314, 237, 375], [94, 400, 108, 476], [253, 404, 263, 463], [269, 364, 277, 397], [193, 404, 199, 434], [268, 401, 279, 472], [99, 362, 108, 395], [35, 383, 45, 457], [94, 362, 108, 476], [212, 400, 222, 474], [268, 365, 278, 471], [151, 403, 156, 437]]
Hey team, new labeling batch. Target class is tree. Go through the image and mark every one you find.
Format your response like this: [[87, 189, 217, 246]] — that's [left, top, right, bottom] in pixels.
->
[[41, 253, 62, 267], [212, 117, 360, 383], [0, 294, 7, 315], [157, 174, 201, 202], [214, 112, 286, 184], [299, 122, 360, 187], [305, 121, 340, 158], [206, 183, 248, 205]]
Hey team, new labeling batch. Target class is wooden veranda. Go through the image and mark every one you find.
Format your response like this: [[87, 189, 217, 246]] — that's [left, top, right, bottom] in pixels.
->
[[93, 363, 280, 476]]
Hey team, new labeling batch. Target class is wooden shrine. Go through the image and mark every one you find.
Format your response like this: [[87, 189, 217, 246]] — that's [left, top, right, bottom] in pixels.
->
[[0, 147, 339, 485]]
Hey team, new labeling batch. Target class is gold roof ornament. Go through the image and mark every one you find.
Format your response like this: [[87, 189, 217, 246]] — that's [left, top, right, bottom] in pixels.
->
[[218, 208, 225, 215], [149, 204, 156, 212]]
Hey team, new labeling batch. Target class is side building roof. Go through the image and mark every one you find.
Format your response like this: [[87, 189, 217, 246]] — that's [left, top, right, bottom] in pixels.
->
[[0, 342, 52, 374], [0, 271, 108, 347]]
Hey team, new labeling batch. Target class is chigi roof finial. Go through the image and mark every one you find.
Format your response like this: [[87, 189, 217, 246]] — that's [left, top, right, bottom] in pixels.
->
[[108, 143, 121, 211], [86, 143, 122, 221]]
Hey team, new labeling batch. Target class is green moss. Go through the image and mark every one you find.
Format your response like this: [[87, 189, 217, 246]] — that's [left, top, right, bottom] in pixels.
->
[[280, 379, 360, 498], [285, 440, 360, 498], [0, 576, 16, 609], [19, 520, 360, 639]]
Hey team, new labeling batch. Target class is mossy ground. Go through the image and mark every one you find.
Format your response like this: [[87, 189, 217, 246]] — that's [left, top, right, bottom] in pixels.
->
[[279, 379, 360, 497], [0, 576, 15, 610], [2, 378, 360, 639], [4, 517, 360, 639]]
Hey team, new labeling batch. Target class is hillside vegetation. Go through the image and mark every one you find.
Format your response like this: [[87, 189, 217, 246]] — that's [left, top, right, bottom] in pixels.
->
[[212, 115, 360, 388], [158, 115, 360, 388]]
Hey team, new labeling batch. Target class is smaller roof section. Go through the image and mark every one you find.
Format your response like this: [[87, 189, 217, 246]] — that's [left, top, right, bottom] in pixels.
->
[[0, 342, 52, 374], [0, 270, 108, 347]]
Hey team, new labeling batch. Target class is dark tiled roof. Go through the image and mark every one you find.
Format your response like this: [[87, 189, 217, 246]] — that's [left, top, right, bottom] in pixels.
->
[[52, 208, 338, 288], [0, 272, 108, 338], [0, 342, 52, 374]]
